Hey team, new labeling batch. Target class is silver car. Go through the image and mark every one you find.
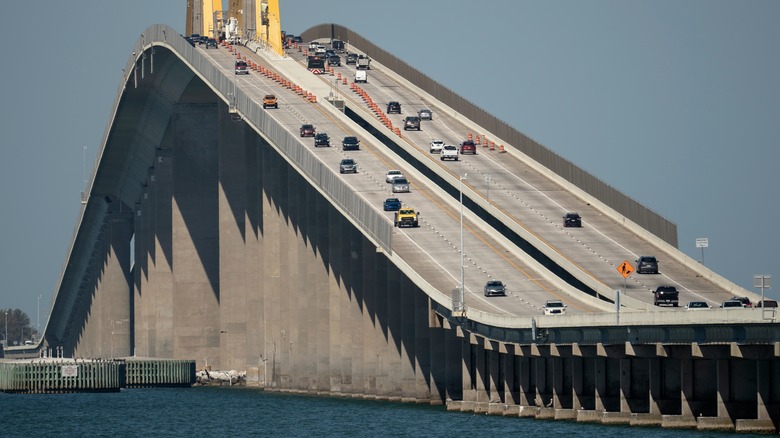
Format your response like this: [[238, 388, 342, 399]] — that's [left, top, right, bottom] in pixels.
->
[[392, 177, 410, 193], [339, 158, 357, 174]]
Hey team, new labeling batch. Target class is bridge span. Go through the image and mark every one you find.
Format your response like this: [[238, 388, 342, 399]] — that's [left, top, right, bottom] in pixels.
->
[[5, 23, 778, 432]]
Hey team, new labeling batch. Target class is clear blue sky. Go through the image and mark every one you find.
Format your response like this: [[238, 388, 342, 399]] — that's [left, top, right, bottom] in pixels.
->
[[2, 1, 779, 324]]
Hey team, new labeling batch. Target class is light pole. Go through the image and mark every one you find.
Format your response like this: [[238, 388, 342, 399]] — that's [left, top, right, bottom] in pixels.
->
[[459, 169, 468, 315], [4, 310, 8, 346], [37, 294, 41, 339]]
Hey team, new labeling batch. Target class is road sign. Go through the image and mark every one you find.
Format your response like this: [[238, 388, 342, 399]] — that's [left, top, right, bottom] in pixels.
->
[[696, 238, 709, 248], [617, 260, 634, 278]]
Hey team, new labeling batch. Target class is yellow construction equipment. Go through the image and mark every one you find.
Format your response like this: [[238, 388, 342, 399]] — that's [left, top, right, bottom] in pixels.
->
[[186, 0, 283, 56]]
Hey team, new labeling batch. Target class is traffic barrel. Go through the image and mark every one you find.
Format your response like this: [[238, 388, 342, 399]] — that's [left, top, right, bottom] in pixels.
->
[[499, 145, 506, 153], [489, 141, 495, 151]]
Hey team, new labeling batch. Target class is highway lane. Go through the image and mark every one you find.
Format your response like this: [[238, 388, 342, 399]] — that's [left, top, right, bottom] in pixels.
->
[[197, 44, 599, 317], [284, 40, 751, 311]]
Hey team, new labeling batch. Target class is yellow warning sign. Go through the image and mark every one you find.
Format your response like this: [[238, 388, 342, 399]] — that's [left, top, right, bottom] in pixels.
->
[[617, 260, 634, 278]]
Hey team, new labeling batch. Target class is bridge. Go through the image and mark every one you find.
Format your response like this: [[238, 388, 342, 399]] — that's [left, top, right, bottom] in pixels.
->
[[3, 12, 778, 433]]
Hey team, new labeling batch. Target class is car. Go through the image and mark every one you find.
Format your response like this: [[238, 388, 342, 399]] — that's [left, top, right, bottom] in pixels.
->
[[757, 299, 778, 308], [563, 212, 582, 228], [383, 197, 402, 211], [325, 49, 336, 58], [483, 280, 506, 297], [684, 301, 711, 310], [199, 35, 209, 45], [293, 36, 303, 44], [327, 55, 341, 66], [346, 53, 358, 64], [543, 300, 567, 315], [331, 39, 345, 51], [235, 60, 249, 74], [418, 108, 433, 120], [392, 177, 410, 193], [262, 95, 278, 109], [300, 124, 316, 137], [206, 38, 218, 48], [339, 158, 357, 174], [653, 286, 679, 307], [731, 296, 753, 308], [460, 140, 477, 155], [385, 170, 404, 183], [403, 116, 421, 131], [314, 133, 330, 147], [394, 208, 420, 227], [635, 256, 659, 274], [342, 136, 360, 151], [387, 101, 402, 114], [184, 36, 196, 47], [721, 299, 745, 309], [429, 139, 444, 154]]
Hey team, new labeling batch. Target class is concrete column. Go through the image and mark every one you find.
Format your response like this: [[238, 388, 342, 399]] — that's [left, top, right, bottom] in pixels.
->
[[680, 357, 694, 417], [487, 344, 500, 403], [475, 339, 489, 406], [504, 345, 519, 405], [461, 332, 475, 403], [428, 314, 446, 405], [534, 357, 550, 407], [649, 357, 662, 415], [571, 357, 583, 410], [217, 103, 248, 371], [384, 264, 403, 400], [172, 103, 220, 366], [756, 360, 771, 421], [280, 166, 298, 390], [399, 274, 417, 401], [444, 324, 462, 402], [620, 358, 631, 413], [312, 193, 331, 393], [327, 208, 344, 393], [517, 353, 532, 406], [244, 134, 263, 386], [594, 357, 606, 412], [133, 188, 147, 358], [105, 210, 134, 358], [716, 359, 730, 419], [152, 149, 174, 359], [372, 250, 389, 399], [262, 145, 282, 388], [552, 357, 563, 409], [414, 289, 431, 403], [361, 239, 377, 397]]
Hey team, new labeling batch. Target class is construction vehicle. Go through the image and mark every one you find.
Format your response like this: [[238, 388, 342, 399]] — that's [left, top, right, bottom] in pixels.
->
[[307, 56, 326, 74]]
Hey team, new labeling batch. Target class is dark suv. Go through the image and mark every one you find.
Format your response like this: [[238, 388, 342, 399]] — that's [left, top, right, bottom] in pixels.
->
[[387, 101, 402, 114], [342, 136, 360, 151], [403, 116, 421, 131], [460, 140, 477, 155], [653, 286, 679, 307], [636, 256, 659, 274], [563, 212, 582, 227], [346, 53, 358, 64], [314, 133, 330, 147]]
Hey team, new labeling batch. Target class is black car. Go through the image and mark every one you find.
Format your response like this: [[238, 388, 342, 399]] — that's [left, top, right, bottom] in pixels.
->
[[206, 38, 218, 48], [342, 136, 360, 151], [346, 53, 358, 64], [635, 256, 659, 274], [484, 280, 506, 297], [563, 212, 582, 227], [314, 133, 330, 147], [387, 101, 402, 114], [327, 55, 341, 66], [184, 36, 196, 47], [332, 39, 345, 51]]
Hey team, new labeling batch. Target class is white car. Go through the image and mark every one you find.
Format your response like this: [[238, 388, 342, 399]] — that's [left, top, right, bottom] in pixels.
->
[[385, 170, 404, 183], [440, 145, 459, 161], [429, 139, 444, 153], [543, 300, 567, 315], [684, 301, 711, 310]]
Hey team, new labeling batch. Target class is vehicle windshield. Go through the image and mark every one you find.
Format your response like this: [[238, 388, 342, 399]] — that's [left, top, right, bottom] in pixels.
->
[[487, 281, 503, 287], [546, 301, 564, 308], [689, 302, 706, 308], [344, 137, 357, 142], [394, 178, 408, 184], [399, 209, 414, 215], [444, 146, 456, 150], [341, 159, 354, 165]]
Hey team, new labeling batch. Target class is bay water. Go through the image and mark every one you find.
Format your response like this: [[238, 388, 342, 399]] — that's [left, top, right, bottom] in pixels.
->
[[0, 387, 759, 437]]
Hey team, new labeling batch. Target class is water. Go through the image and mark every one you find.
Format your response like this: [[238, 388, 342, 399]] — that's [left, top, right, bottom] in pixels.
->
[[0, 387, 760, 437]]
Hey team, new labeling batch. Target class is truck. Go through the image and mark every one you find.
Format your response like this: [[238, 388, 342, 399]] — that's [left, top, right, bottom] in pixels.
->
[[225, 17, 239, 44], [354, 70, 367, 83], [394, 208, 420, 228], [307, 56, 326, 74], [653, 286, 679, 307], [356, 55, 371, 70], [440, 145, 459, 161]]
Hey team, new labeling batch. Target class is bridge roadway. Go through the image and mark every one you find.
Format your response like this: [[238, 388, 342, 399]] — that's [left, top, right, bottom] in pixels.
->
[[197, 43, 608, 318], [201, 38, 759, 320]]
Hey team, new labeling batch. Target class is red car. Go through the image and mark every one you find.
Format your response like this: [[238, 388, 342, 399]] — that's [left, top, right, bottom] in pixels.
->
[[460, 140, 477, 155], [300, 124, 316, 137]]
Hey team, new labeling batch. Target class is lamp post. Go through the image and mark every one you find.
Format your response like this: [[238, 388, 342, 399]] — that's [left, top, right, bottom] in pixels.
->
[[4, 310, 8, 346], [37, 294, 41, 339], [459, 170, 468, 314]]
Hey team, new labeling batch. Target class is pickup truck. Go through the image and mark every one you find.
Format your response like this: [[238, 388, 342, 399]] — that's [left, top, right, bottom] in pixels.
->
[[394, 208, 420, 228], [653, 286, 679, 307], [440, 145, 459, 161]]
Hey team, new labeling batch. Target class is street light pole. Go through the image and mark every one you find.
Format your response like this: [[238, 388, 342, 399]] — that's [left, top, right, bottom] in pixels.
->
[[37, 294, 41, 339], [459, 169, 468, 314], [4, 310, 8, 346]]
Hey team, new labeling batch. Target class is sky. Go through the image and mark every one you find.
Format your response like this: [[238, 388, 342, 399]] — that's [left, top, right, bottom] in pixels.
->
[[2, 1, 779, 325]]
